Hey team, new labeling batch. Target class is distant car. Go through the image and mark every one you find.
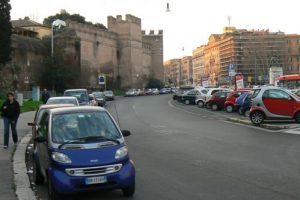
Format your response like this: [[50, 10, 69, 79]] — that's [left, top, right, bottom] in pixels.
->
[[224, 89, 252, 113], [204, 88, 232, 108], [172, 86, 194, 100], [104, 90, 115, 101], [145, 89, 153, 95], [63, 89, 89, 106], [159, 88, 169, 94], [152, 88, 159, 95], [46, 97, 79, 106], [249, 87, 300, 125], [30, 106, 135, 199], [92, 91, 106, 107], [136, 89, 145, 96], [179, 88, 208, 105], [206, 91, 231, 111], [125, 89, 137, 97]]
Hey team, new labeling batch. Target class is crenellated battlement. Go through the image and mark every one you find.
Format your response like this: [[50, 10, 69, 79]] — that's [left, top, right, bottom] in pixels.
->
[[67, 20, 118, 40], [142, 30, 163, 36], [107, 14, 141, 26]]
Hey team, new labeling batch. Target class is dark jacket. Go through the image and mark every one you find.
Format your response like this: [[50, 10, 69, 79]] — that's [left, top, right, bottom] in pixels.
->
[[41, 91, 50, 104], [1, 100, 20, 121]]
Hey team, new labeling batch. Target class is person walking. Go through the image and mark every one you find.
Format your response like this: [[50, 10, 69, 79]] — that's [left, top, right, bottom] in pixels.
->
[[41, 88, 50, 104], [1, 92, 20, 149]]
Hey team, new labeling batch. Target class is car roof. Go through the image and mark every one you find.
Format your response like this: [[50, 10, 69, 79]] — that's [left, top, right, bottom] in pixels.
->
[[49, 106, 106, 115], [39, 104, 75, 109], [48, 96, 77, 100], [64, 89, 87, 92]]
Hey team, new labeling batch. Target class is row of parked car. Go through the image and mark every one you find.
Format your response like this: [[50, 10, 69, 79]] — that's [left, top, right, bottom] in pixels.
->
[[174, 86, 300, 125], [46, 89, 115, 107], [125, 87, 175, 97], [28, 88, 135, 200]]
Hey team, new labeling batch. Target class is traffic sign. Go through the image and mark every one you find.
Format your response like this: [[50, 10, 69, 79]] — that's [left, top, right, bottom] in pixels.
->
[[98, 75, 106, 85]]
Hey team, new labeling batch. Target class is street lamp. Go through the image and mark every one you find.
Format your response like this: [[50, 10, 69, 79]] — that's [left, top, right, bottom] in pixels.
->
[[51, 19, 66, 57]]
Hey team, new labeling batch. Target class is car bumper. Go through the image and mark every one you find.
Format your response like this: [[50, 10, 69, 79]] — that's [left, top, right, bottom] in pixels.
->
[[49, 160, 135, 194]]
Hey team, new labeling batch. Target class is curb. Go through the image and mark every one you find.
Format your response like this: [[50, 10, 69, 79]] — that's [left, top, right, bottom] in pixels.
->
[[13, 133, 37, 200], [227, 118, 288, 131]]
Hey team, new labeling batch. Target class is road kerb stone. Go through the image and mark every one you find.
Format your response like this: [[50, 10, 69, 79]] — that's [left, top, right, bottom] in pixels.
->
[[13, 133, 36, 200]]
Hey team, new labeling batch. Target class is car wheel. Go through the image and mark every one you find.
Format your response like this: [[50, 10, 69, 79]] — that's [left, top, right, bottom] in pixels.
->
[[226, 105, 234, 113], [211, 104, 218, 111], [244, 109, 250, 118], [294, 112, 300, 123], [122, 183, 135, 197], [184, 100, 190, 105], [238, 107, 244, 115], [48, 174, 61, 200], [33, 155, 44, 185], [197, 101, 204, 108], [250, 111, 265, 125]]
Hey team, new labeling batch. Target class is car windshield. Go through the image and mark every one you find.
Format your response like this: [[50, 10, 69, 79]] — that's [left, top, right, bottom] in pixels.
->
[[92, 92, 104, 98], [65, 91, 88, 102], [46, 99, 77, 105], [104, 91, 113, 94], [52, 111, 121, 144]]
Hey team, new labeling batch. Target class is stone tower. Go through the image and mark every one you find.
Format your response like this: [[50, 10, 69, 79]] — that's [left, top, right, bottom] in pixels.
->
[[142, 30, 164, 81], [108, 14, 143, 88]]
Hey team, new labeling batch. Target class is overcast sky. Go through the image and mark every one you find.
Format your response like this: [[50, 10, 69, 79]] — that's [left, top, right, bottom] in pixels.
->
[[10, 0, 300, 61]]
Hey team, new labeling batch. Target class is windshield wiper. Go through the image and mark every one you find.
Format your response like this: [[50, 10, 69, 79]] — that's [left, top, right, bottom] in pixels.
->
[[58, 138, 85, 149], [77, 136, 120, 144]]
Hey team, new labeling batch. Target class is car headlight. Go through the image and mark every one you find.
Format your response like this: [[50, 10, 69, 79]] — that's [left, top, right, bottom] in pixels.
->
[[52, 152, 72, 164], [115, 146, 128, 160]]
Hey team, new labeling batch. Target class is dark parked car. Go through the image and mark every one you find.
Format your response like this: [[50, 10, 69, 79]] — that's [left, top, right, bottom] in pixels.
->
[[172, 86, 194, 100], [64, 89, 89, 106], [92, 91, 106, 106], [206, 91, 231, 111], [179, 88, 208, 105], [104, 90, 115, 101]]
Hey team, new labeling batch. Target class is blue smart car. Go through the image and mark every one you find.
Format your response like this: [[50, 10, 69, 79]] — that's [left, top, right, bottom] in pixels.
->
[[31, 106, 135, 200]]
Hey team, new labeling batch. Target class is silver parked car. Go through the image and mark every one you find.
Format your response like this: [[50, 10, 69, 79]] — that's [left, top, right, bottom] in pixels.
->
[[46, 97, 79, 106]]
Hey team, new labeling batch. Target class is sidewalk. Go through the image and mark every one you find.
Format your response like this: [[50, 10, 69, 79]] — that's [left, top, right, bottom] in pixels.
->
[[0, 111, 35, 200]]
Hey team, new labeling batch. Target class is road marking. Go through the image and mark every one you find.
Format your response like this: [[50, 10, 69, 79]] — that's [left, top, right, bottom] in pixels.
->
[[283, 128, 300, 135]]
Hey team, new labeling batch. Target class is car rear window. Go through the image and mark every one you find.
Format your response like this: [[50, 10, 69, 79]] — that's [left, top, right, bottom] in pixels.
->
[[252, 89, 261, 98]]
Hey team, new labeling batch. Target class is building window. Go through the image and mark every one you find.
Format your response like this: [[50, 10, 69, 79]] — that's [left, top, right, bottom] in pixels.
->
[[288, 47, 291, 53]]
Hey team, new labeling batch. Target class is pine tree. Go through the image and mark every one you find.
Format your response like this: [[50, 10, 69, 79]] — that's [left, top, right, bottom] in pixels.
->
[[0, 0, 12, 67]]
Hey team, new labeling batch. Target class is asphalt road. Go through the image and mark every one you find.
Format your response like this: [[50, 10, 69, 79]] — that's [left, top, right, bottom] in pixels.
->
[[31, 95, 300, 200]]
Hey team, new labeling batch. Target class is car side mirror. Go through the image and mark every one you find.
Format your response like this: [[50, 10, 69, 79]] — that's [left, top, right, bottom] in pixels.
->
[[34, 135, 47, 143], [122, 130, 131, 137]]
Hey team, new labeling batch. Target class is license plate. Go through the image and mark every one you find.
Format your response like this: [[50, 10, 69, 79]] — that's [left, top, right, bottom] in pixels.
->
[[85, 176, 107, 185]]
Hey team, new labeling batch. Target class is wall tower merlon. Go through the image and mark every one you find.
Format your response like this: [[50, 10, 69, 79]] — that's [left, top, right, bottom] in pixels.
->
[[142, 30, 146, 35], [158, 30, 163, 35], [149, 30, 155, 35], [116, 15, 123, 22], [125, 14, 141, 26], [107, 16, 116, 24]]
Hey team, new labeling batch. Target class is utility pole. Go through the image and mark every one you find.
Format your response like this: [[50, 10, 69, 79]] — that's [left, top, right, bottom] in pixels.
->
[[254, 51, 257, 85]]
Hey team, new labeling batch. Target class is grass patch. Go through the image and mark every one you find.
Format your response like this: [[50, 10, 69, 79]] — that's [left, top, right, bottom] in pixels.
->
[[113, 90, 125, 96], [21, 100, 42, 113]]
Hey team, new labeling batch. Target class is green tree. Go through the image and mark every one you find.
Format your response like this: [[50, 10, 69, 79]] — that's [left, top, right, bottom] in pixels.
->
[[146, 78, 164, 89], [43, 12, 107, 30], [0, 0, 12, 67], [41, 50, 78, 92]]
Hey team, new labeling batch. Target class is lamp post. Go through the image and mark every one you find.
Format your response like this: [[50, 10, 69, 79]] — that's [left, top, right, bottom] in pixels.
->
[[51, 19, 66, 57]]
